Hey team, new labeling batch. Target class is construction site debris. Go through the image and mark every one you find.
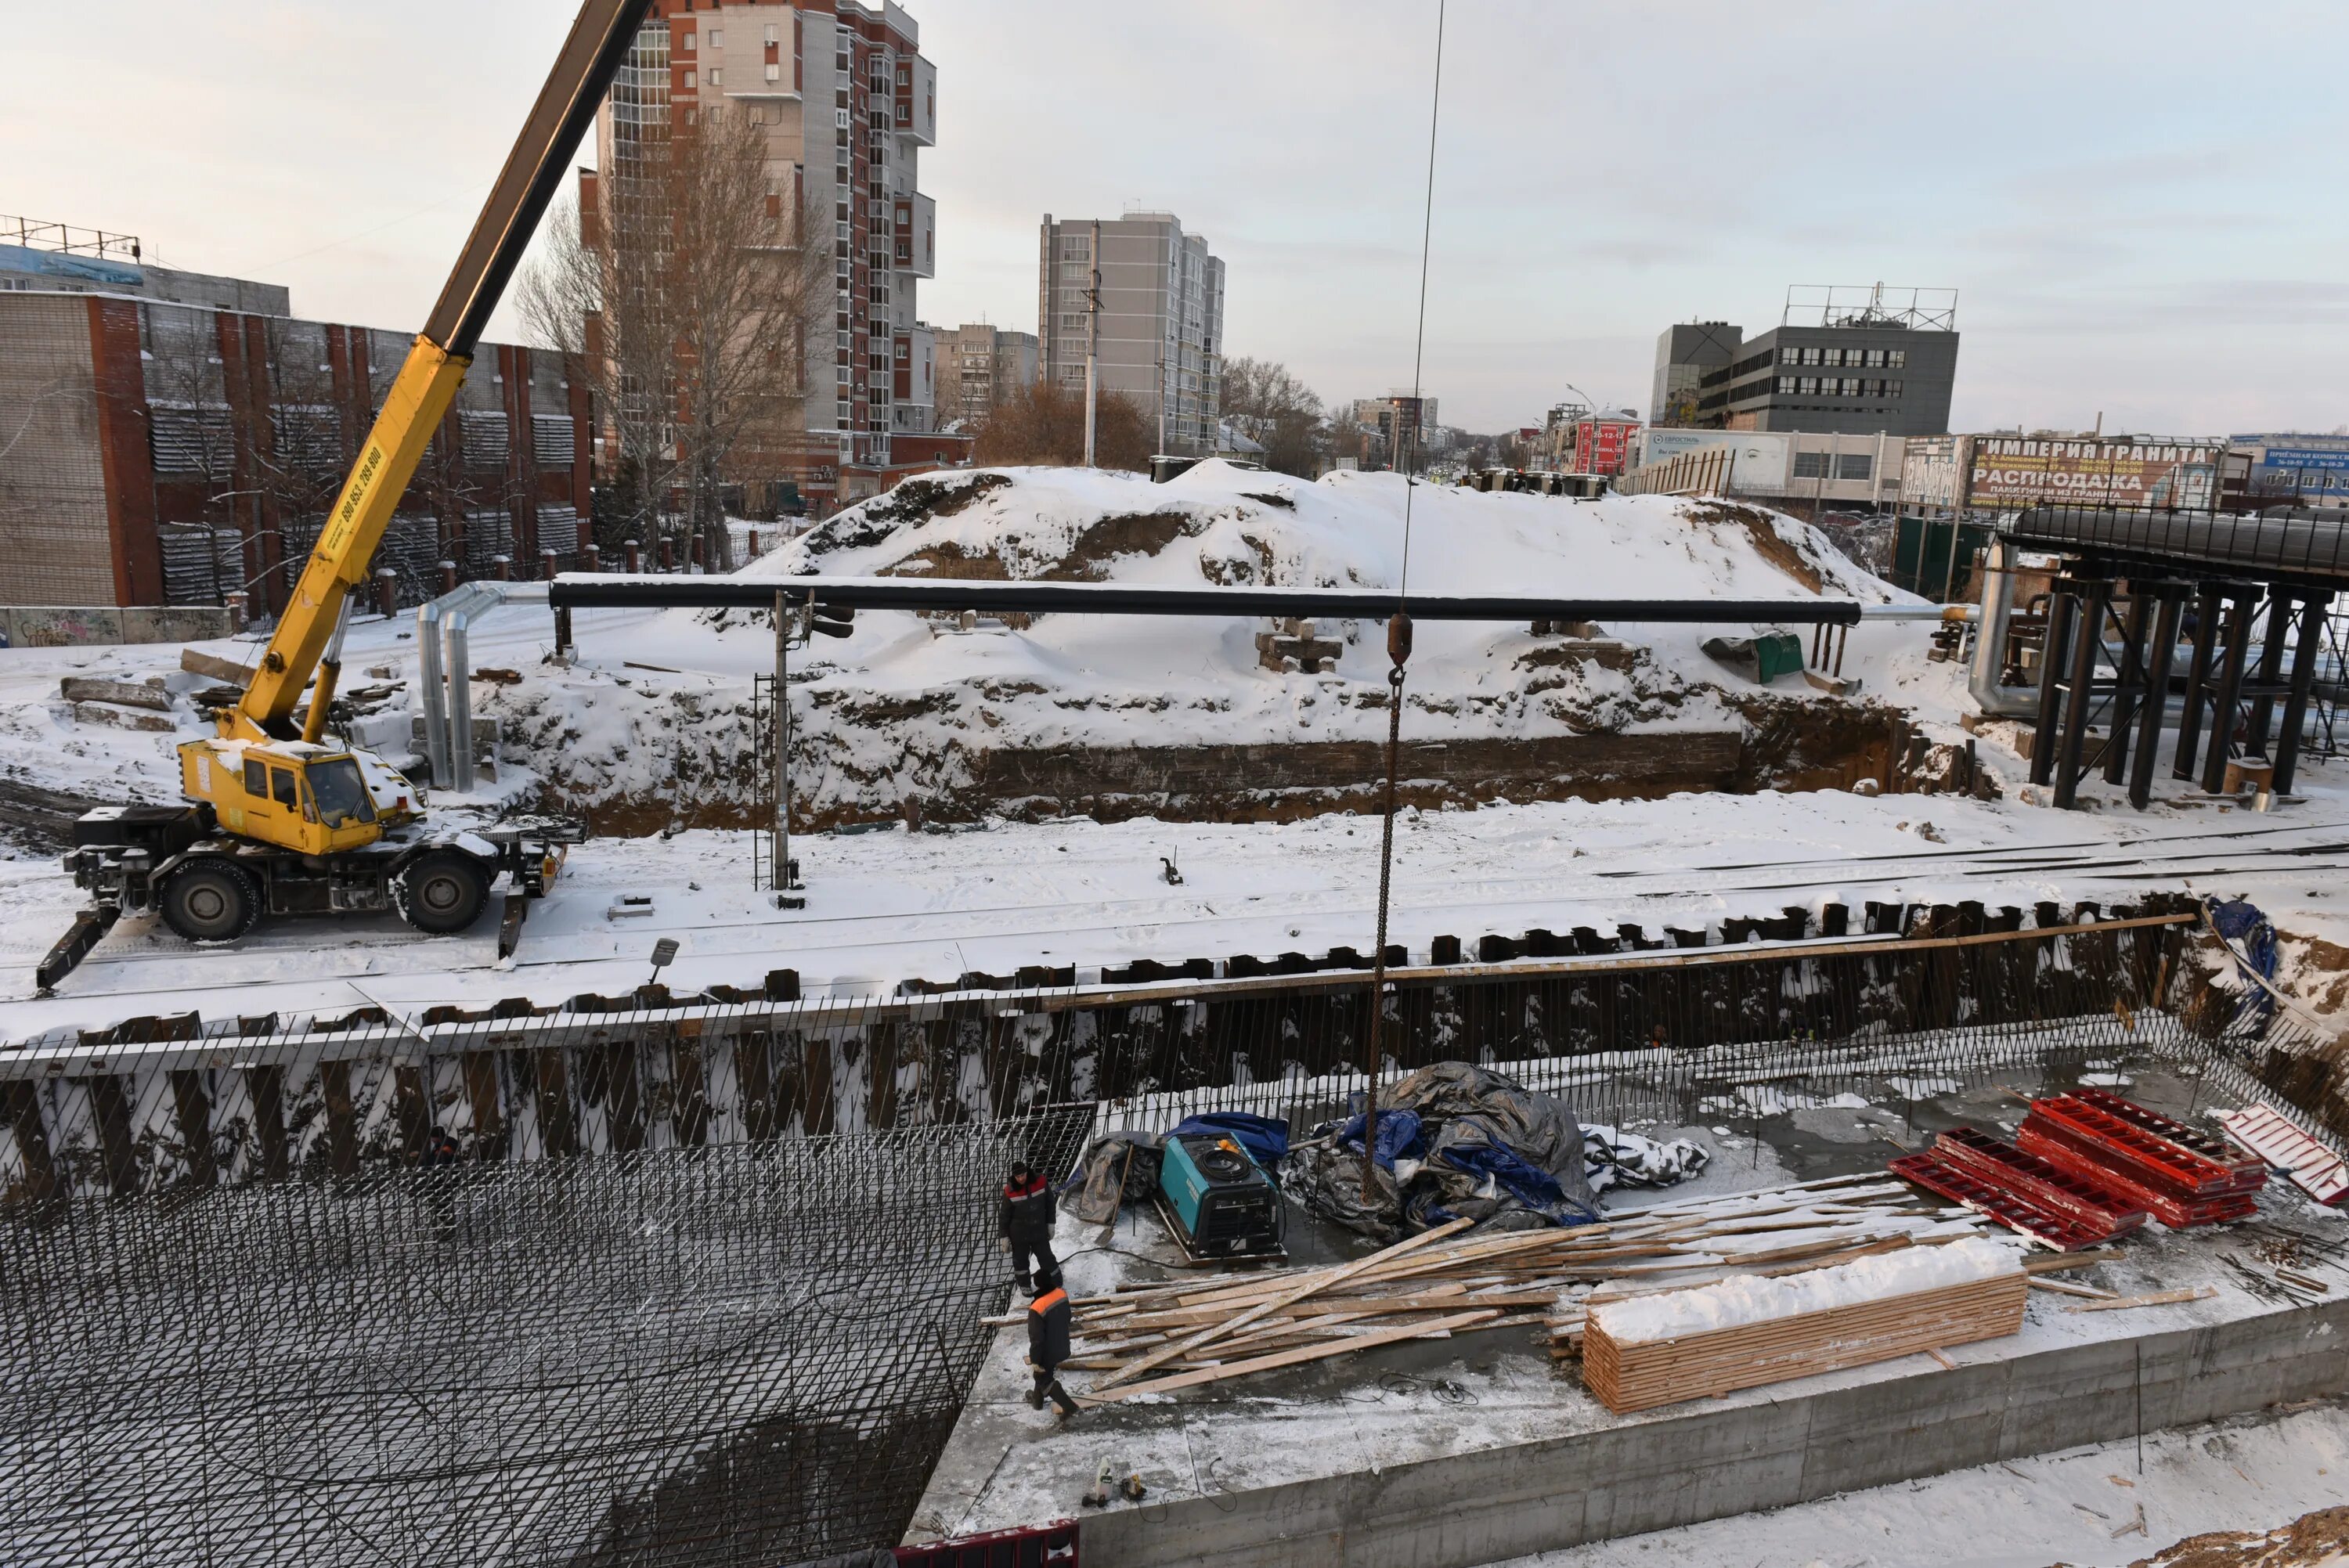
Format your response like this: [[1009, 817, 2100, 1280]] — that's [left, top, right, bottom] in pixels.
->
[[1282, 1062, 1603, 1239], [179, 647, 254, 683], [2061, 1287, 2219, 1314], [1019, 1172, 1994, 1408], [2214, 1105, 2348, 1206], [1582, 1237, 2026, 1414], [58, 676, 173, 711], [69, 701, 174, 733]]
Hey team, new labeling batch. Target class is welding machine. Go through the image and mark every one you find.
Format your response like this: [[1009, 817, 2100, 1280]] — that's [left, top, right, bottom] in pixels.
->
[[1156, 1132, 1284, 1260]]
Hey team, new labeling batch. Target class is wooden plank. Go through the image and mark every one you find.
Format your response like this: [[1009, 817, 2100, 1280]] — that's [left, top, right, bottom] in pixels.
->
[[1584, 1273, 2026, 1413], [1092, 1217, 1474, 1390], [1084, 1310, 1500, 1404], [2028, 1277, 2119, 1299], [2022, 1248, 2125, 1274], [2062, 1288, 2217, 1314]]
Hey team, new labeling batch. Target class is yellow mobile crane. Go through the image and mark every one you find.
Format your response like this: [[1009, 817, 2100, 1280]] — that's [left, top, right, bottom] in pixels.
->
[[42, 0, 656, 987]]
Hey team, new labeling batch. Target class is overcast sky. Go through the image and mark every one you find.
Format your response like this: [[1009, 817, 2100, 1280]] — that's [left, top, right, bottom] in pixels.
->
[[10, 1, 2346, 436]]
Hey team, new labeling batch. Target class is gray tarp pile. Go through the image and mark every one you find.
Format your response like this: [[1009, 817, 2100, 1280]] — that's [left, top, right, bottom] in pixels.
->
[[1283, 1063, 1604, 1240]]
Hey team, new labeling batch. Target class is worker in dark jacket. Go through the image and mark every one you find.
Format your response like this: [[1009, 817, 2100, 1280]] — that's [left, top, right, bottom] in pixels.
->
[[998, 1160, 1058, 1294], [1026, 1266, 1078, 1418]]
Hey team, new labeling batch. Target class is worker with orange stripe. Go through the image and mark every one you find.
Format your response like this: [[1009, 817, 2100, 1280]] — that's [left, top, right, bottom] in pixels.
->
[[998, 1159, 1058, 1295], [1026, 1265, 1078, 1418]]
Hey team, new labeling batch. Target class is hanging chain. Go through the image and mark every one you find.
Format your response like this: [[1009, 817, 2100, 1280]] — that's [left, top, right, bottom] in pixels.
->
[[1361, 613, 1412, 1200]]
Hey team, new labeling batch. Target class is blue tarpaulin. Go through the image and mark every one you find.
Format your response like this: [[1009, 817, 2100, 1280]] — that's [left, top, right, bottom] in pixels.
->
[[2210, 896, 2279, 1028], [1329, 1108, 1425, 1170], [1167, 1112, 1290, 1170]]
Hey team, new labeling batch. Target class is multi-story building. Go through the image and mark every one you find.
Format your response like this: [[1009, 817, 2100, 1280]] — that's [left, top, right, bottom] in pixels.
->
[[1650, 322, 1740, 429], [0, 216, 290, 316], [1664, 288, 1959, 438], [1350, 394, 1436, 470], [0, 287, 589, 615], [939, 323, 1038, 428], [1037, 212, 1225, 456], [591, 0, 942, 512], [1564, 410, 1642, 478]]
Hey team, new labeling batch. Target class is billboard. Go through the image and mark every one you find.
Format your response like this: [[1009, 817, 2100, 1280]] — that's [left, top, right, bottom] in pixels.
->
[[2230, 434, 2349, 502], [1637, 430, 1790, 492], [1965, 438, 2225, 511]]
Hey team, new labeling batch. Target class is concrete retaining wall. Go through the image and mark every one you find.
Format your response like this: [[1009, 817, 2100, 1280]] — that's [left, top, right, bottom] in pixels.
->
[[1081, 1297, 2349, 1567], [1, 605, 233, 647]]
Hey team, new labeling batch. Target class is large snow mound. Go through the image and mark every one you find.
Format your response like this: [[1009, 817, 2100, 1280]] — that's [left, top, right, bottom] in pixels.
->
[[472, 463, 1936, 826], [745, 460, 1904, 605]]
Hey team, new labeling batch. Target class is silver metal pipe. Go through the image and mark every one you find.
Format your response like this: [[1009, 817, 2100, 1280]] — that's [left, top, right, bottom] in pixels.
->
[[417, 595, 453, 789], [1968, 539, 2038, 717]]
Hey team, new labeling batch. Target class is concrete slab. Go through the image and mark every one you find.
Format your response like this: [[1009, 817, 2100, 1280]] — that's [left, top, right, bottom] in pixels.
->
[[906, 1189, 2349, 1567]]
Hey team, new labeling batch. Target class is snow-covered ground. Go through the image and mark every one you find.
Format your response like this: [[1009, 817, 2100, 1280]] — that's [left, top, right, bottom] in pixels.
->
[[1500, 1397, 2349, 1568], [5, 782, 2349, 1042]]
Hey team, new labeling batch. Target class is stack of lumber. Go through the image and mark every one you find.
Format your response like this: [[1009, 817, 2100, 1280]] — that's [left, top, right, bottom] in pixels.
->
[[1890, 1126, 2146, 1251], [1016, 1174, 1994, 1406], [2019, 1090, 2266, 1227], [1581, 1236, 2026, 1414]]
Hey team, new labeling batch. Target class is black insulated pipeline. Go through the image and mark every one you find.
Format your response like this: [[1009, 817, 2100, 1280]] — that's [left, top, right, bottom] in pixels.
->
[[548, 575, 1876, 625]]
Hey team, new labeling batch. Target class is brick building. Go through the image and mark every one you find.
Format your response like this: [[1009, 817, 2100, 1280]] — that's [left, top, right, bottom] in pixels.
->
[[0, 289, 589, 614]]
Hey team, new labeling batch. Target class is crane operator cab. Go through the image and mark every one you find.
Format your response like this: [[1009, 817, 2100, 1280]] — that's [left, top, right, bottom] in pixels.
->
[[179, 738, 413, 859]]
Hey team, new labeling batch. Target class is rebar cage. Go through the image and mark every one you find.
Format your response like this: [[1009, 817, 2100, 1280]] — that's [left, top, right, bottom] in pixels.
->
[[4, 912, 2341, 1564]]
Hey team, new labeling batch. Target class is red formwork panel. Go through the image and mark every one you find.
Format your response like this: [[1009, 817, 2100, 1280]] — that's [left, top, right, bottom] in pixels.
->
[[2023, 1096, 2249, 1200], [1889, 1148, 2126, 1253], [897, 1522, 1077, 1568], [1932, 1127, 2148, 1237], [2017, 1116, 2259, 1228], [2070, 1089, 2268, 1195]]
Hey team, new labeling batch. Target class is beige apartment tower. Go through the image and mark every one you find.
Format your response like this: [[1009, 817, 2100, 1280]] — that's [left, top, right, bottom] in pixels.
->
[[940, 323, 1038, 427], [1037, 212, 1225, 456]]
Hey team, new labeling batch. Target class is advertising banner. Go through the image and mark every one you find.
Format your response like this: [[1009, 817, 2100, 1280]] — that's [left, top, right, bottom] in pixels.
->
[[1965, 438, 2222, 510]]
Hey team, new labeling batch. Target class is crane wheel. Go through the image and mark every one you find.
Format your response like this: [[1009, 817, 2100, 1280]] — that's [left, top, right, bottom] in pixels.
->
[[161, 860, 261, 944], [401, 851, 489, 934]]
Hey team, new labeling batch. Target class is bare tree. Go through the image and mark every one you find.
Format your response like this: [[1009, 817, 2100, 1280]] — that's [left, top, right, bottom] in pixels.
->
[[971, 381, 1151, 471], [521, 109, 831, 571], [1220, 356, 1329, 478]]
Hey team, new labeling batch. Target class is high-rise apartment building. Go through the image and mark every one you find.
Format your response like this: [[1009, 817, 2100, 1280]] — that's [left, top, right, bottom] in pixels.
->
[[939, 323, 1037, 428], [1037, 213, 1224, 457], [592, 0, 940, 512]]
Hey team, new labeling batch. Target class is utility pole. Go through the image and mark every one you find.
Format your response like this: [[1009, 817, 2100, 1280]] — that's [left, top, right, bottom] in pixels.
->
[[771, 588, 803, 907], [1083, 219, 1101, 467]]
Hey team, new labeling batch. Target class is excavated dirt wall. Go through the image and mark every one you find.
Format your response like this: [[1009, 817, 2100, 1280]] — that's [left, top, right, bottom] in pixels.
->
[[526, 700, 1908, 837]]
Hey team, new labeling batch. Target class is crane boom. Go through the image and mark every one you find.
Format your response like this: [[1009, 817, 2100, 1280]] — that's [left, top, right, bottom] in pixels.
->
[[228, 0, 656, 741]]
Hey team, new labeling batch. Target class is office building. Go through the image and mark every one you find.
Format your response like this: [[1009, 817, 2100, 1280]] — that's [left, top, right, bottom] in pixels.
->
[[1037, 212, 1225, 456], [2230, 432, 2349, 509], [1350, 393, 1436, 470], [940, 323, 1038, 427], [592, 0, 940, 510], [1651, 322, 1740, 429], [1662, 287, 1959, 438]]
